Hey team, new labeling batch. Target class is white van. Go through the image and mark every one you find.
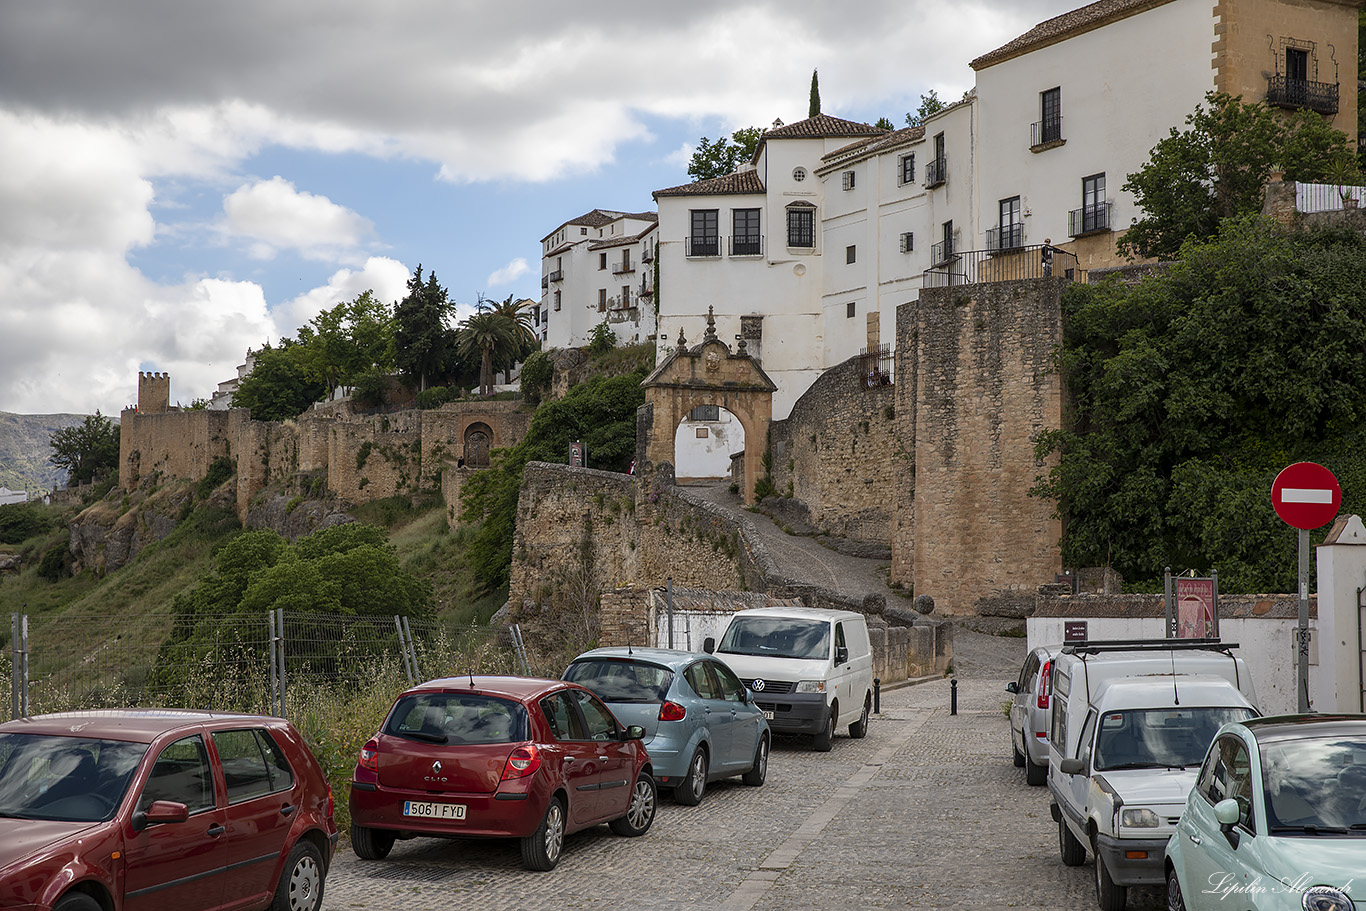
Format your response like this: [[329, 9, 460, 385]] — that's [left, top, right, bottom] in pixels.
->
[[1046, 639, 1259, 911], [704, 607, 874, 752]]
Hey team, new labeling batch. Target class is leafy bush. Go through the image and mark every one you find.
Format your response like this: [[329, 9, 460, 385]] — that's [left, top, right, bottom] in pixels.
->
[[519, 350, 554, 404], [196, 456, 235, 499], [0, 503, 47, 544], [351, 368, 389, 408], [416, 386, 454, 409], [37, 535, 69, 581], [588, 321, 615, 357]]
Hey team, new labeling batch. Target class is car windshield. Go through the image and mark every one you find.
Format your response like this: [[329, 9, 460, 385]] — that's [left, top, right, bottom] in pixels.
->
[[717, 618, 830, 660], [1093, 707, 1255, 771], [1261, 736, 1366, 833], [563, 660, 674, 704], [385, 693, 528, 745], [0, 733, 148, 822]]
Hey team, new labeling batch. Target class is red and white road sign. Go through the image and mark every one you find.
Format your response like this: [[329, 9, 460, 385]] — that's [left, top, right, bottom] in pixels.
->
[[1272, 462, 1341, 530]]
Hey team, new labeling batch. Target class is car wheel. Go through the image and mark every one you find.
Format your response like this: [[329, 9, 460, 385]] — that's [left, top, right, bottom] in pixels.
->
[[609, 772, 657, 836], [812, 708, 835, 752], [1025, 750, 1046, 786], [350, 824, 395, 861], [1095, 854, 1127, 911], [1058, 814, 1086, 866], [674, 747, 708, 806], [521, 798, 566, 871], [54, 894, 102, 911], [741, 735, 769, 786], [1012, 729, 1026, 767], [849, 696, 870, 739], [1166, 867, 1187, 911], [271, 840, 325, 911]]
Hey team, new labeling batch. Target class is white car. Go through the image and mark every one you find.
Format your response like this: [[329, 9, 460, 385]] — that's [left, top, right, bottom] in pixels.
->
[[1006, 644, 1058, 785]]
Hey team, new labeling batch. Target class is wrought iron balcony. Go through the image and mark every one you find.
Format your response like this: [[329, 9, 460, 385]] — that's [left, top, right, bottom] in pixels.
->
[[1030, 117, 1064, 148], [930, 237, 956, 267], [729, 234, 764, 256], [1068, 202, 1113, 237], [924, 156, 947, 189], [613, 260, 635, 274], [1266, 75, 1339, 115], [986, 223, 1025, 253], [685, 236, 721, 257], [548, 270, 564, 283], [540, 276, 548, 289], [923, 243, 1083, 289]]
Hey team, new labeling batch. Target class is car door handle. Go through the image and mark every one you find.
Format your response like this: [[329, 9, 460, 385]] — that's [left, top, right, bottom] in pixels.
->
[[1188, 833, 1201, 845], [563, 756, 576, 764], [207, 825, 226, 837], [280, 804, 296, 817]]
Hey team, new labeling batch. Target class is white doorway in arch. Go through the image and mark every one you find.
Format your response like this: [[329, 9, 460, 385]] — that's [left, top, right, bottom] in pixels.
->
[[674, 404, 746, 482]]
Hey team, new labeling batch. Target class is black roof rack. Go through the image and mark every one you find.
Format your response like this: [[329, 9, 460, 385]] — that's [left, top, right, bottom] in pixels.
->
[[1062, 638, 1238, 657]]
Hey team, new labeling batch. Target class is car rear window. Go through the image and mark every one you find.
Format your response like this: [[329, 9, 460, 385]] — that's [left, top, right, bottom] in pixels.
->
[[0, 733, 149, 822], [563, 660, 674, 704], [385, 693, 527, 745]]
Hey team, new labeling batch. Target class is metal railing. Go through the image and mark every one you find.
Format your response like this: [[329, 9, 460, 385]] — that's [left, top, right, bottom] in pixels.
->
[[685, 236, 721, 257], [1296, 181, 1366, 213], [1031, 118, 1064, 147], [924, 156, 948, 188], [1267, 75, 1339, 115], [1068, 202, 1113, 237], [986, 223, 1026, 253], [858, 343, 894, 389], [923, 243, 1083, 289], [613, 261, 635, 274], [548, 270, 564, 283], [930, 236, 956, 266], [729, 234, 764, 256]]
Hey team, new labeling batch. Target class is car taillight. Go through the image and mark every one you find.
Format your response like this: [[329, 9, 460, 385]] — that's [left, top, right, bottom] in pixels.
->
[[326, 784, 335, 819], [659, 701, 686, 722], [1037, 661, 1051, 710], [358, 739, 379, 773], [501, 744, 541, 781]]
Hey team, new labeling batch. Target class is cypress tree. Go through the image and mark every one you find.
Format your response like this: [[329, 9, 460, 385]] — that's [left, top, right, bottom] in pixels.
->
[[809, 69, 820, 118]]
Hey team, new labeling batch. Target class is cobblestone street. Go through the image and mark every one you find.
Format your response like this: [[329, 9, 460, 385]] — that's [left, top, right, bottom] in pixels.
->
[[322, 671, 1166, 911]]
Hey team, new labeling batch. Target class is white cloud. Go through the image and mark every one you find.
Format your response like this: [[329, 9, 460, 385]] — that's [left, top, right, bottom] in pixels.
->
[[221, 177, 374, 261], [274, 257, 413, 333], [486, 257, 530, 287]]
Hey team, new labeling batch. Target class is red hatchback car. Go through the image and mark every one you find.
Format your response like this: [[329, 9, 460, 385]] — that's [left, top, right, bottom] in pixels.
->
[[0, 710, 337, 911], [349, 675, 656, 870]]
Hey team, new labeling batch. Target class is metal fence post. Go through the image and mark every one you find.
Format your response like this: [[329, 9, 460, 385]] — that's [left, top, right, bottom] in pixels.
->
[[10, 614, 19, 720], [401, 616, 419, 681], [394, 616, 414, 684], [510, 623, 531, 676], [276, 608, 287, 719], [267, 610, 279, 717]]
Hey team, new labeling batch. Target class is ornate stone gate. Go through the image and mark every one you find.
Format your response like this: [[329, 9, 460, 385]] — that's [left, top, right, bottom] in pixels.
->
[[640, 308, 776, 505]]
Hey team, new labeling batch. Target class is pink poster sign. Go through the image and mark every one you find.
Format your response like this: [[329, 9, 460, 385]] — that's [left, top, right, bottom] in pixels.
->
[[1176, 578, 1215, 638]]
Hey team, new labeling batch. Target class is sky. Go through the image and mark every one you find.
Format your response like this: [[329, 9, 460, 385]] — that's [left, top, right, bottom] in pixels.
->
[[0, 0, 1080, 416]]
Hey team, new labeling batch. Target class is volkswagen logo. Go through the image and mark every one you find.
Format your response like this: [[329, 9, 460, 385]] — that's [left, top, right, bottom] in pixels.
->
[[751, 678, 766, 692]]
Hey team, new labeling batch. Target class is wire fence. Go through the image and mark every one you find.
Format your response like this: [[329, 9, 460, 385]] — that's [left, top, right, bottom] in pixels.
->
[[8, 610, 499, 721]]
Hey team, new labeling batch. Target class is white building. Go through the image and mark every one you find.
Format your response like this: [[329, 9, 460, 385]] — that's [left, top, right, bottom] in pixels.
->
[[209, 350, 257, 410], [539, 209, 658, 350], [0, 486, 28, 506]]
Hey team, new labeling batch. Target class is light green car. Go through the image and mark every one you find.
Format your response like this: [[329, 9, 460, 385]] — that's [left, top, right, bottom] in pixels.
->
[[1165, 714, 1366, 911]]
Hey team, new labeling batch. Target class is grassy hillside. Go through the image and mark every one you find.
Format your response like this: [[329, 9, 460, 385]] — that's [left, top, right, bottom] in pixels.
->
[[0, 411, 94, 496]]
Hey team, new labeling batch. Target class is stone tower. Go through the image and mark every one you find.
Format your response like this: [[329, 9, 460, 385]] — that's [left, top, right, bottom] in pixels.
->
[[137, 372, 171, 414]]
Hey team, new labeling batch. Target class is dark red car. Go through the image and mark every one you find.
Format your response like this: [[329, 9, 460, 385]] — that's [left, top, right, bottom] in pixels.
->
[[349, 675, 656, 870], [0, 710, 337, 911]]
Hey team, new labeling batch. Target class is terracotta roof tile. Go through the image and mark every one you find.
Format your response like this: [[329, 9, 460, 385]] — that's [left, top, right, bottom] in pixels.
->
[[761, 114, 888, 141], [654, 169, 766, 199], [971, 0, 1177, 70], [820, 126, 925, 167]]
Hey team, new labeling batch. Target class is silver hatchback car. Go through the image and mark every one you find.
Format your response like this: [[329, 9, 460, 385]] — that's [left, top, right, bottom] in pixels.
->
[[1005, 644, 1058, 786]]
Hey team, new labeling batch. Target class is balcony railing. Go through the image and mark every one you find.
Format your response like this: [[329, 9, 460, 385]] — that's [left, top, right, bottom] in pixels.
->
[[685, 236, 721, 257], [1068, 202, 1113, 237], [924, 156, 947, 189], [1267, 75, 1339, 115], [1030, 117, 1064, 147], [613, 261, 635, 274], [548, 270, 563, 283], [930, 237, 956, 267], [923, 243, 1083, 289], [986, 223, 1025, 253], [541, 276, 548, 290], [642, 249, 654, 263], [730, 234, 764, 256]]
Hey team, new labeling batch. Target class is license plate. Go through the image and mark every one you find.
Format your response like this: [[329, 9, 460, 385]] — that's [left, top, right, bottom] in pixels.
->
[[763, 711, 775, 721], [403, 801, 466, 820]]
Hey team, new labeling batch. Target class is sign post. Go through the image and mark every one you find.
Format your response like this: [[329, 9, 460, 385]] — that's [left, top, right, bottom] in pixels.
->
[[1272, 462, 1342, 712]]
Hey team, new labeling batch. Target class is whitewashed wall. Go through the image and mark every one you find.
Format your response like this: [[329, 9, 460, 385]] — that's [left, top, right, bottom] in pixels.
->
[[673, 408, 745, 480]]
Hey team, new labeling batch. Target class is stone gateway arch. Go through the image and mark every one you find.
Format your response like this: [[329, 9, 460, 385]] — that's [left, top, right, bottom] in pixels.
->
[[638, 308, 776, 505]]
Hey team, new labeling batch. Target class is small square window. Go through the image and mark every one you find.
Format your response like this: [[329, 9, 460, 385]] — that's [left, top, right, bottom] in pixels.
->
[[842, 170, 856, 190], [581, 227, 588, 235], [846, 245, 856, 264], [900, 232, 914, 253], [846, 302, 856, 318]]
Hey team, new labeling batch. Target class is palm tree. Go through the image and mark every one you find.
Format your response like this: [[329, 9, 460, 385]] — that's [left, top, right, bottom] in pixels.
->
[[484, 294, 540, 384], [456, 310, 518, 395]]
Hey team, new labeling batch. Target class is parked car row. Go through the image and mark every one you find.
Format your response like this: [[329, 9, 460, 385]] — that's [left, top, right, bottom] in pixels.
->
[[1008, 638, 1366, 911]]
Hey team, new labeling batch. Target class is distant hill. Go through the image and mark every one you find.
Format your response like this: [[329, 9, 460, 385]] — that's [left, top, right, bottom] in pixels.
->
[[0, 412, 95, 496]]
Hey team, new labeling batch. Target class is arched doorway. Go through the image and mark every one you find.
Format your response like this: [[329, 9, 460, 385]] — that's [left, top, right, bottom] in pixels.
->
[[464, 422, 493, 468], [673, 403, 747, 482]]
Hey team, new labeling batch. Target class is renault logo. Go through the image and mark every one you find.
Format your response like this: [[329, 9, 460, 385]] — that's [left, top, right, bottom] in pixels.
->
[[432, 760, 443, 773], [751, 679, 766, 692]]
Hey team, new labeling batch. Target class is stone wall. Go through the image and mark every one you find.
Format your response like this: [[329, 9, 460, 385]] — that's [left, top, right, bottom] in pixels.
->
[[898, 277, 1066, 614], [769, 354, 898, 544], [118, 408, 232, 491]]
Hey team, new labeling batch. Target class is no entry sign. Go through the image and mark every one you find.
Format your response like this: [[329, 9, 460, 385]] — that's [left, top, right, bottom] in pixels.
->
[[1272, 462, 1341, 530]]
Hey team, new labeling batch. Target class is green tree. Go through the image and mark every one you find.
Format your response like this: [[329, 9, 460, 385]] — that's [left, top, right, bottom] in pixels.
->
[[808, 69, 821, 118], [687, 127, 765, 181], [905, 90, 944, 128], [230, 341, 326, 421], [483, 294, 540, 384], [0, 503, 48, 544], [297, 291, 395, 397], [588, 321, 615, 357], [456, 309, 518, 396], [1120, 92, 1357, 260], [519, 349, 554, 404], [874, 116, 896, 131], [1034, 217, 1366, 592], [393, 265, 456, 392], [461, 368, 649, 595], [49, 410, 120, 486]]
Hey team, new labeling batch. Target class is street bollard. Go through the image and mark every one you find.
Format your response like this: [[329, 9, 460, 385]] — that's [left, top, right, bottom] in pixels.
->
[[951, 677, 958, 716], [873, 678, 881, 715]]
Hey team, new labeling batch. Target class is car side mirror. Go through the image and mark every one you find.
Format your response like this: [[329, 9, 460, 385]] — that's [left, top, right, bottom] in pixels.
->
[[1214, 798, 1242, 848], [1005, 682, 1019, 694], [835, 645, 849, 665], [1058, 758, 1084, 776], [703, 637, 716, 654], [624, 724, 646, 741], [132, 799, 190, 832]]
